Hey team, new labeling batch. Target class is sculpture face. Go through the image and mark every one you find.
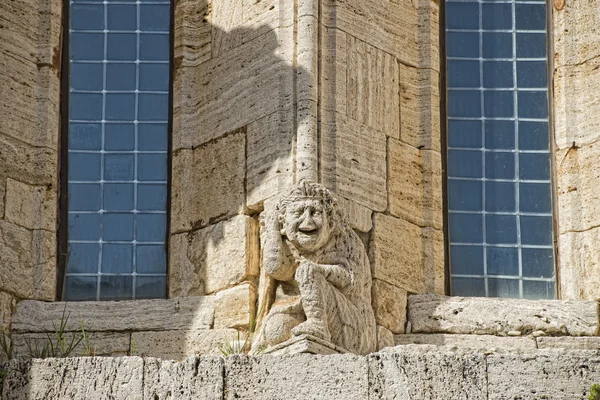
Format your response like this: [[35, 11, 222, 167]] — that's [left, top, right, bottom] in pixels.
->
[[282, 199, 331, 253]]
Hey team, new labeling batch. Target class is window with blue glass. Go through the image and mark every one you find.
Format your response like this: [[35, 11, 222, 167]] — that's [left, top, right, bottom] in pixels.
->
[[64, 0, 171, 300], [445, 0, 555, 299]]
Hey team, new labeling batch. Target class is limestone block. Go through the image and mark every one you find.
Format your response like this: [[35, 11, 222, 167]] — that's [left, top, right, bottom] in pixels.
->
[[320, 27, 347, 115], [347, 35, 399, 138], [173, 0, 212, 67], [372, 279, 407, 334], [224, 354, 370, 400], [408, 294, 599, 336], [0, 221, 55, 301], [321, 113, 387, 211], [487, 350, 600, 399], [336, 195, 373, 233], [171, 131, 246, 232], [246, 110, 294, 208], [143, 357, 224, 400], [400, 65, 441, 151], [212, 0, 244, 57], [0, 292, 15, 334], [370, 214, 425, 293], [170, 215, 260, 297], [537, 336, 600, 350], [553, 0, 600, 68], [369, 346, 487, 399], [389, 140, 442, 230], [3, 357, 144, 400], [12, 297, 215, 333], [214, 283, 256, 330], [377, 326, 395, 351], [421, 227, 445, 295], [132, 329, 239, 359], [5, 178, 56, 231], [394, 334, 537, 353], [559, 228, 600, 300], [11, 332, 130, 359], [0, 134, 57, 186]]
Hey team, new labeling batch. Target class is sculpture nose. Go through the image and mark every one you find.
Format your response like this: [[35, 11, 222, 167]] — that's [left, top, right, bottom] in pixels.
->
[[299, 208, 316, 230]]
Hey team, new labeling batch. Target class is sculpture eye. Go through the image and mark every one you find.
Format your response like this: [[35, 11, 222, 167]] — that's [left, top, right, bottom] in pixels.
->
[[312, 210, 322, 217]]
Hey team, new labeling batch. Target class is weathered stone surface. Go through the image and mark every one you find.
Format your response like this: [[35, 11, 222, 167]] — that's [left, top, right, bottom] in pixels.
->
[[347, 35, 399, 138], [264, 334, 349, 356], [394, 334, 537, 353], [377, 326, 395, 351], [132, 329, 239, 359], [0, 221, 55, 301], [320, 27, 347, 115], [421, 227, 445, 295], [5, 178, 56, 231], [3, 357, 144, 400], [408, 294, 599, 336], [559, 227, 600, 300], [372, 280, 407, 334], [553, 0, 600, 68], [224, 354, 369, 400], [171, 131, 246, 233], [537, 336, 600, 350], [487, 350, 600, 399], [173, 0, 212, 67], [336, 196, 373, 233], [170, 215, 260, 297], [0, 135, 57, 186], [369, 346, 487, 399], [13, 297, 215, 333], [389, 140, 442, 230], [143, 357, 224, 400], [214, 283, 256, 330], [12, 332, 130, 359], [321, 114, 387, 211], [0, 292, 14, 334]]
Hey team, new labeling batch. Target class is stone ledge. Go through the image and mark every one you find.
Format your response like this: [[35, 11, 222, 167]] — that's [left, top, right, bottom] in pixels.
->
[[12, 297, 215, 333], [408, 294, 599, 336], [394, 333, 536, 353]]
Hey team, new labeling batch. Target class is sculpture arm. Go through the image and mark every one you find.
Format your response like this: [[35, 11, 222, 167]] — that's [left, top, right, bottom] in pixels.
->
[[297, 259, 352, 290]]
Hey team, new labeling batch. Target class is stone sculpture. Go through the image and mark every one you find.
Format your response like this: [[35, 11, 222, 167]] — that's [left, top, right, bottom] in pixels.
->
[[252, 180, 377, 355]]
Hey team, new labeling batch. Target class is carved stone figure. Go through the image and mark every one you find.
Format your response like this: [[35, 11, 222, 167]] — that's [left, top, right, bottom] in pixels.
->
[[252, 180, 377, 355]]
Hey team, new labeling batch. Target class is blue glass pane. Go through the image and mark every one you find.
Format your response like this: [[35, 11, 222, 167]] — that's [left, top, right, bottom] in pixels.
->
[[450, 245, 484, 275], [522, 280, 554, 300], [486, 214, 517, 244], [446, 32, 479, 58], [522, 248, 554, 278], [139, 64, 170, 91], [69, 213, 101, 241], [519, 153, 550, 180], [484, 91, 514, 118], [104, 154, 135, 181], [519, 121, 548, 150], [518, 91, 547, 119], [485, 152, 515, 179], [139, 123, 168, 151], [137, 184, 167, 210], [449, 213, 483, 243], [485, 120, 514, 149], [483, 62, 513, 88], [140, 34, 170, 61], [515, 4, 546, 31], [70, 93, 103, 120], [101, 244, 133, 273], [138, 153, 168, 181], [448, 180, 482, 211], [103, 213, 134, 241], [69, 153, 101, 181], [107, 4, 137, 31], [447, 61, 479, 88], [136, 245, 167, 273], [107, 33, 137, 61], [140, 5, 170, 31], [488, 278, 519, 298], [448, 150, 482, 178], [482, 33, 512, 58], [516, 33, 546, 58], [136, 277, 167, 299], [71, 4, 104, 30], [105, 123, 135, 151], [448, 90, 480, 118], [99, 276, 133, 301], [64, 276, 98, 301], [452, 277, 485, 297], [136, 214, 167, 242], [520, 216, 552, 245], [446, 3, 479, 29], [106, 63, 137, 91], [71, 33, 104, 60], [517, 61, 547, 88], [448, 120, 482, 148], [138, 93, 169, 120], [104, 183, 135, 211], [105, 93, 136, 121], [520, 183, 551, 213], [67, 243, 99, 273], [482, 4, 512, 30], [487, 247, 518, 276], [69, 183, 101, 211], [485, 181, 515, 212], [71, 63, 103, 90], [69, 123, 102, 150]]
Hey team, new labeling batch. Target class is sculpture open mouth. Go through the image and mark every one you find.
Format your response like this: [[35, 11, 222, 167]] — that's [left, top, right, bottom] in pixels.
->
[[298, 227, 318, 235]]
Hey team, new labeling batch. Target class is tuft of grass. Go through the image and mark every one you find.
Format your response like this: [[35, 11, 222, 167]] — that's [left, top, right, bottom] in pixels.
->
[[0, 331, 12, 361], [589, 384, 600, 400], [218, 330, 251, 356], [0, 368, 7, 395]]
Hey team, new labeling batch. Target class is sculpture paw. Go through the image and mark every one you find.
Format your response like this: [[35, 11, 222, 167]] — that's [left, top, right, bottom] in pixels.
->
[[291, 319, 331, 342]]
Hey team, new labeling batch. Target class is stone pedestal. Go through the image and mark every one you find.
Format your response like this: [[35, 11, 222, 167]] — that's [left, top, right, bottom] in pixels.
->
[[263, 334, 349, 356]]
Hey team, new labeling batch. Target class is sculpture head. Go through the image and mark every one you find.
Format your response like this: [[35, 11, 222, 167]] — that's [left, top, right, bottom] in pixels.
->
[[279, 180, 337, 253]]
